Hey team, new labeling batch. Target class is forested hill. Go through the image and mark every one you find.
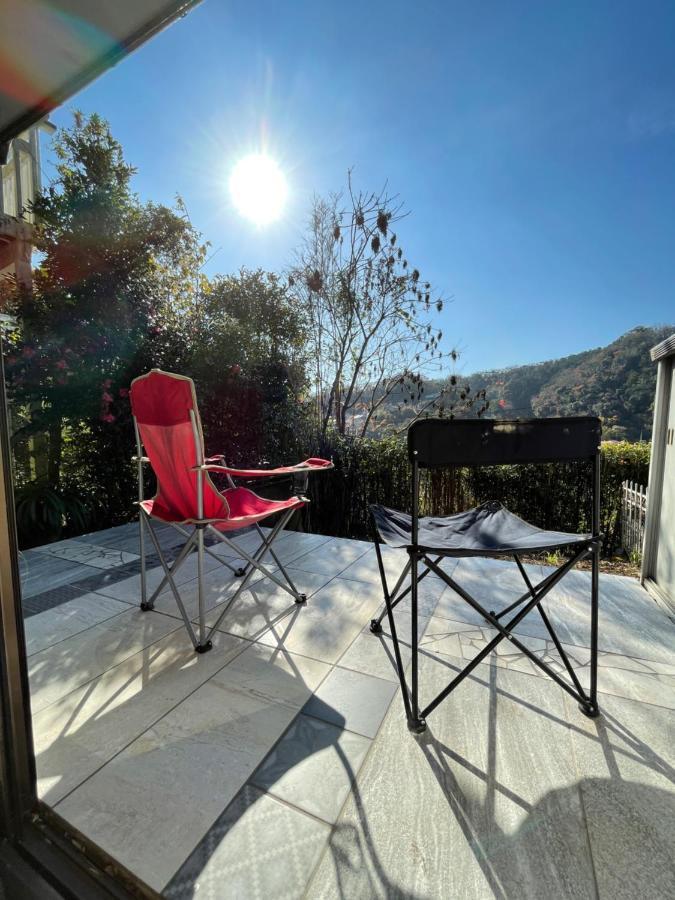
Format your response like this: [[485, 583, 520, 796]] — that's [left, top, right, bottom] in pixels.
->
[[380, 326, 674, 440]]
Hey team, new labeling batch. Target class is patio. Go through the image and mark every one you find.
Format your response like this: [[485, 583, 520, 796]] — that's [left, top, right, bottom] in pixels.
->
[[20, 522, 675, 899]]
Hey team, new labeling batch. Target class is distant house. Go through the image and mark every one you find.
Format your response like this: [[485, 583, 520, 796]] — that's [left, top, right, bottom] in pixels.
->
[[0, 121, 53, 294], [642, 332, 675, 612]]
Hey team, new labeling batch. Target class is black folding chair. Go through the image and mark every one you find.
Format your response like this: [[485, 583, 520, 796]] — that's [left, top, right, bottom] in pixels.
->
[[370, 417, 602, 734]]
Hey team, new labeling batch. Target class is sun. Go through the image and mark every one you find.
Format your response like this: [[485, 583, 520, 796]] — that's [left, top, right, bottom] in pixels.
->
[[229, 153, 288, 225]]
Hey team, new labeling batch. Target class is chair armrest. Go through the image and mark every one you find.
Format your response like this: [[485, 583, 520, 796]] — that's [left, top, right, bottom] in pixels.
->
[[194, 458, 333, 478]]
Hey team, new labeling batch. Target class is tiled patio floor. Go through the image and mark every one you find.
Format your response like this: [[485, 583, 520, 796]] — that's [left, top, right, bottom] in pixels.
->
[[20, 523, 675, 898]]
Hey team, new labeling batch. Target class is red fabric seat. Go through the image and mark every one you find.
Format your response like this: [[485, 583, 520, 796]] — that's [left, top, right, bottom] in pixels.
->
[[139, 488, 305, 530]]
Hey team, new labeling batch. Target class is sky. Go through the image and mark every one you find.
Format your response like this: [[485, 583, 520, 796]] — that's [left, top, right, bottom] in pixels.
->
[[43, 0, 675, 375]]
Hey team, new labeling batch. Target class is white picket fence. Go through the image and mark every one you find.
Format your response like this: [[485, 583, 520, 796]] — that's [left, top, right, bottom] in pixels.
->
[[620, 480, 648, 558]]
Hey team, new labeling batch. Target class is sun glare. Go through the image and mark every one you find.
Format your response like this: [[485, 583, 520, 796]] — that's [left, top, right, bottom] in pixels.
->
[[229, 153, 288, 225]]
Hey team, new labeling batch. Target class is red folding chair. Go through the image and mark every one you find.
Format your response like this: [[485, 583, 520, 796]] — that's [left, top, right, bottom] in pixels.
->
[[130, 369, 332, 652]]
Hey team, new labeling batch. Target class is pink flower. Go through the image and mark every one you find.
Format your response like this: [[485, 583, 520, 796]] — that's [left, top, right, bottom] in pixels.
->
[[498, 399, 507, 408], [55, 359, 68, 370], [102, 391, 114, 403], [100, 413, 116, 423], [118, 387, 129, 398]]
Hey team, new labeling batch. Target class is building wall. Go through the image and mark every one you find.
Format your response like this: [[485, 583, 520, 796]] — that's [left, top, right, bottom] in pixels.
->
[[0, 125, 43, 294]]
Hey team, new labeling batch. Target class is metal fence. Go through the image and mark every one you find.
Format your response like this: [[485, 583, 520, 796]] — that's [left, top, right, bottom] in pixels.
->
[[621, 480, 648, 558]]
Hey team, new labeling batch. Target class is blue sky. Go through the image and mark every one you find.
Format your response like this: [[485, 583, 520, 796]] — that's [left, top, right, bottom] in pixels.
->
[[45, 0, 675, 374]]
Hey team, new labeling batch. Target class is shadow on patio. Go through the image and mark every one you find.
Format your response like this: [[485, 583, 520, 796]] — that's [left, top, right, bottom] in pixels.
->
[[20, 524, 675, 898]]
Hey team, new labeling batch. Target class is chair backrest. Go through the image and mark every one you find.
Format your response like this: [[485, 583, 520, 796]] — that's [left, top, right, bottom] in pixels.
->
[[130, 369, 227, 522], [408, 417, 601, 468]]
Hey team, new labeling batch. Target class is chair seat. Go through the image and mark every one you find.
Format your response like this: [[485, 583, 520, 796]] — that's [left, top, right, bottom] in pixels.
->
[[141, 487, 305, 529], [370, 501, 591, 556]]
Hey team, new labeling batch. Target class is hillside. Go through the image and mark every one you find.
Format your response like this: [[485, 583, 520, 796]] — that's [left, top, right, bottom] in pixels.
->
[[377, 325, 674, 440]]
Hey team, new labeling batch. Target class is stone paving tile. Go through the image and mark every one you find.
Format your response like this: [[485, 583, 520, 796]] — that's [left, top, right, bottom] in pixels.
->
[[290, 537, 372, 577], [19, 551, 100, 598], [94, 552, 231, 606], [25, 527, 675, 899], [337, 610, 431, 683], [22, 583, 87, 619], [564, 691, 675, 900], [545, 569, 675, 663], [420, 615, 675, 708], [251, 714, 371, 825], [55, 664, 297, 892], [34, 629, 247, 807], [215, 641, 331, 711], [191, 570, 333, 641], [32, 539, 139, 569], [255, 577, 381, 665], [303, 667, 397, 739], [75, 523, 141, 546], [28, 607, 182, 713], [24, 592, 129, 656], [163, 784, 329, 899], [339, 546, 411, 587]]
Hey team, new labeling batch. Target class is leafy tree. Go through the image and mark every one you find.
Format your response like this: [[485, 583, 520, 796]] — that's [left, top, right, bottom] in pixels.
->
[[289, 174, 462, 440], [4, 112, 207, 538], [185, 269, 309, 463]]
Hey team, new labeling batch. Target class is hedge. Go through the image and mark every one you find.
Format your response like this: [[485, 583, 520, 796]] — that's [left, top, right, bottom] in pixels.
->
[[306, 437, 650, 555]]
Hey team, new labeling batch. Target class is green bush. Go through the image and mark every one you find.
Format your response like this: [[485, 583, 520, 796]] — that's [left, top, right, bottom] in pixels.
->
[[308, 436, 650, 555]]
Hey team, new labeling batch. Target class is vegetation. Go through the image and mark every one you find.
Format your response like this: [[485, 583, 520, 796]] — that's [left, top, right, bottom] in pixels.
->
[[184, 269, 309, 465], [375, 326, 673, 439]]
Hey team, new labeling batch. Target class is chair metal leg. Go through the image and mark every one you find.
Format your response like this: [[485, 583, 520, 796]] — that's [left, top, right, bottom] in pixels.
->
[[373, 539, 413, 723], [370, 559, 410, 633], [142, 520, 199, 609], [408, 549, 426, 734], [195, 526, 211, 653], [171, 522, 239, 575], [421, 547, 594, 718], [207, 511, 304, 602], [139, 511, 148, 610], [143, 517, 198, 648], [580, 541, 601, 718], [253, 522, 305, 602], [203, 509, 302, 641], [514, 556, 588, 702]]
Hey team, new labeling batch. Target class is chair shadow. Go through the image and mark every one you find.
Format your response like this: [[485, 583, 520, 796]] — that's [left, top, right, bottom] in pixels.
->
[[280, 645, 675, 899], [407, 653, 675, 900]]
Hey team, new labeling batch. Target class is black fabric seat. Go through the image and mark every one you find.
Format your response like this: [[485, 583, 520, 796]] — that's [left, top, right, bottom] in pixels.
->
[[371, 501, 591, 556]]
